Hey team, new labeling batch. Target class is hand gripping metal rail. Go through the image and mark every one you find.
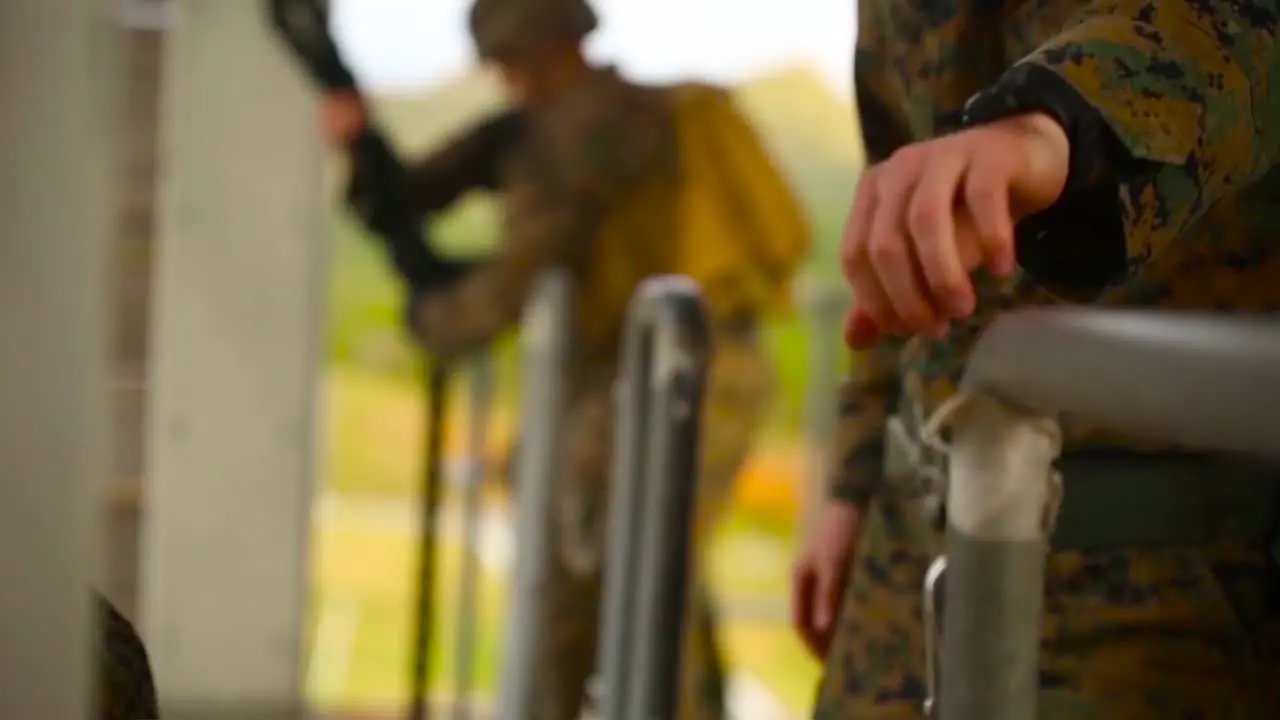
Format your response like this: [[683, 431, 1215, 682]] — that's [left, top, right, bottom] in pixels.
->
[[592, 276, 712, 720], [930, 309, 1280, 720]]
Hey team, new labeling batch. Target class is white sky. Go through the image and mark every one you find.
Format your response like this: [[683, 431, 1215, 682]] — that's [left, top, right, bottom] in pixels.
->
[[331, 0, 856, 100]]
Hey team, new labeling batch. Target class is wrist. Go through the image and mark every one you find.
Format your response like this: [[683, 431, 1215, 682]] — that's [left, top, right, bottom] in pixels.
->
[[962, 63, 1110, 199]]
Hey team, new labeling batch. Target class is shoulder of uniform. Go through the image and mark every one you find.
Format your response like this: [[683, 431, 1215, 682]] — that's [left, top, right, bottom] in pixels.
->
[[536, 76, 675, 192]]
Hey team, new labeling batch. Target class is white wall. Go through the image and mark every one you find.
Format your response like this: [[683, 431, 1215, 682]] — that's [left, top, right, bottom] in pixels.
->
[[140, 0, 327, 712], [0, 0, 117, 716]]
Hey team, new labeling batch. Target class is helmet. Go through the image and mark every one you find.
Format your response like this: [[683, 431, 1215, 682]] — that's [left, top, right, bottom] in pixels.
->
[[468, 0, 598, 62]]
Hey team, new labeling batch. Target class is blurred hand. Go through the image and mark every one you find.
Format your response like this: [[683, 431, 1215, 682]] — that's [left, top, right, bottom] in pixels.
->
[[320, 89, 368, 149], [841, 112, 1070, 349], [790, 500, 865, 659]]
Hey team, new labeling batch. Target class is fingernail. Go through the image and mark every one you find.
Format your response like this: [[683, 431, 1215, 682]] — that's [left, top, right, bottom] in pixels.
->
[[844, 313, 880, 349]]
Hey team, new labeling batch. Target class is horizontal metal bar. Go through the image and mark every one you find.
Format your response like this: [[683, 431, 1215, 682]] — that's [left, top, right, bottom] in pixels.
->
[[962, 308, 1280, 459]]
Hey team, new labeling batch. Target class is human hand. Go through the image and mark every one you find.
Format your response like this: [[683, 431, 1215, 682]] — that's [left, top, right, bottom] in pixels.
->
[[841, 112, 1069, 349], [790, 500, 865, 659], [319, 89, 368, 149]]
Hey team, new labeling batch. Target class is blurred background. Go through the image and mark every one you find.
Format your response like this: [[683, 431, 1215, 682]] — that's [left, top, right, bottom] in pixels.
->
[[108, 0, 864, 717]]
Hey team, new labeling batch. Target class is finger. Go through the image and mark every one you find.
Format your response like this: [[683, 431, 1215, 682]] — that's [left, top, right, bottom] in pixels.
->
[[843, 173, 898, 338], [840, 168, 879, 286], [867, 150, 938, 333], [844, 309, 883, 350], [906, 148, 975, 321], [963, 155, 1017, 276]]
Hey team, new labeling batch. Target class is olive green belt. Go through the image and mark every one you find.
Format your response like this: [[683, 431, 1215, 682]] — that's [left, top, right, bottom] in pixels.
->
[[887, 421, 1280, 551], [1048, 449, 1280, 551]]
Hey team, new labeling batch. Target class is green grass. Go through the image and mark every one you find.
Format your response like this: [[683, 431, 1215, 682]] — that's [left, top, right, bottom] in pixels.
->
[[314, 365, 822, 714], [309, 511, 819, 713], [309, 525, 508, 707]]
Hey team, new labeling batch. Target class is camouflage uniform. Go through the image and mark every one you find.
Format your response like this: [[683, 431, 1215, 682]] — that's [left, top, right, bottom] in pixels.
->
[[410, 2, 774, 717], [815, 0, 1280, 717]]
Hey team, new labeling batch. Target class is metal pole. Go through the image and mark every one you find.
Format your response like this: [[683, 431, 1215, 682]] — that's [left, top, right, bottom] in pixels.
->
[[0, 1, 114, 717], [939, 308, 1280, 718], [453, 352, 495, 720], [798, 280, 850, 529], [411, 362, 451, 720], [596, 276, 712, 720], [938, 395, 1060, 720], [497, 271, 575, 718]]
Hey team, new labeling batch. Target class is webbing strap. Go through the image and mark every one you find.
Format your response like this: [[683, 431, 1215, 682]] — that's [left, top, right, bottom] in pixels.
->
[[1049, 450, 1280, 551]]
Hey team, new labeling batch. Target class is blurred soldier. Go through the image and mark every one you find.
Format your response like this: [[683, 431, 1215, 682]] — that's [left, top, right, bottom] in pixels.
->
[[792, 0, 1280, 717], [319, 0, 809, 717]]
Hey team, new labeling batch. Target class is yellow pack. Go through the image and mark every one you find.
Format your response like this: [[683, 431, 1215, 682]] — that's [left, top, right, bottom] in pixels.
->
[[666, 82, 810, 318]]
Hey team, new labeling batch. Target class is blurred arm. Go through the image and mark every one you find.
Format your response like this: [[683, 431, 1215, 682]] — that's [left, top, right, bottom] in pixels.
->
[[404, 108, 528, 216]]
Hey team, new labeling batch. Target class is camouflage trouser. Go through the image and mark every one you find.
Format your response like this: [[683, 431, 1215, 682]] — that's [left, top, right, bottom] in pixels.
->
[[523, 336, 771, 720], [813, 480, 1280, 719], [96, 592, 160, 719]]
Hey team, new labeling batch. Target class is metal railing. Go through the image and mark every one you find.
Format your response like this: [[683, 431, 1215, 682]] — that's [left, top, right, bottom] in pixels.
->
[[452, 352, 496, 720], [934, 308, 1280, 720], [798, 280, 851, 528], [496, 271, 576, 717], [593, 276, 713, 720]]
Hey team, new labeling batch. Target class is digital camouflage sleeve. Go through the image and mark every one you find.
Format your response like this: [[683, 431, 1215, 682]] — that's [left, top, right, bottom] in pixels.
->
[[403, 108, 526, 218], [824, 2, 914, 505], [410, 68, 670, 360], [1016, 0, 1280, 270], [828, 0, 1280, 504]]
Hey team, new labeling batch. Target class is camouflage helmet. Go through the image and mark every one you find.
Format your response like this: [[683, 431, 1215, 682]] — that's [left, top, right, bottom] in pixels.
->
[[468, 0, 598, 62]]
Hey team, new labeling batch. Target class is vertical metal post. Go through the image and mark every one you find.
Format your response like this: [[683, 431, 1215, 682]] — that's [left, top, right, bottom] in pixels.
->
[[411, 363, 451, 720], [453, 351, 495, 719], [939, 394, 1061, 720], [0, 0, 115, 717], [497, 271, 575, 718], [798, 281, 850, 528], [596, 276, 712, 720]]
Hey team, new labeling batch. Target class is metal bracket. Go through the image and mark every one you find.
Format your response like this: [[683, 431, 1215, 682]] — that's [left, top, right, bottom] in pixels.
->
[[922, 556, 947, 718]]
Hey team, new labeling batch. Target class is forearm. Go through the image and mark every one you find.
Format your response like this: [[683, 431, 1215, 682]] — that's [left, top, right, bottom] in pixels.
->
[[404, 108, 527, 216], [825, 339, 904, 504], [413, 169, 599, 360], [412, 264, 524, 360]]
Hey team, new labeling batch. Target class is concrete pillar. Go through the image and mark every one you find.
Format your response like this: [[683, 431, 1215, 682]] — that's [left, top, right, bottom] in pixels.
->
[[104, 1, 168, 620], [139, 0, 326, 714], [0, 0, 118, 717]]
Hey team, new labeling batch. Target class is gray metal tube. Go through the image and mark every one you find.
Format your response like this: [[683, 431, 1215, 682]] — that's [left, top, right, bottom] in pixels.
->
[[942, 307, 1280, 719], [454, 351, 494, 719], [597, 276, 712, 720], [939, 396, 1061, 720], [593, 297, 654, 720], [798, 281, 850, 529], [963, 308, 1280, 460], [0, 0, 115, 717], [496, 271, 574, 719]]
